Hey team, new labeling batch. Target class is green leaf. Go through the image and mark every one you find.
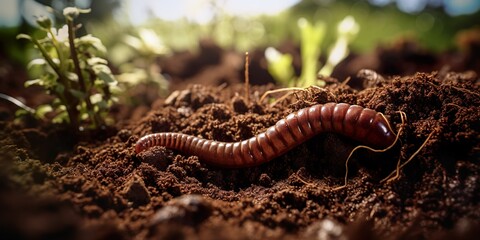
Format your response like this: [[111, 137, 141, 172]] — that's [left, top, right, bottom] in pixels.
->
[[51, 98, 59, 105], [69, 89, 86, 99], [110, 96, 119, 103], [123, 35, 143, 51], [63, 7, 90, 20], [97, 71, 116, 84], [54, 83, 65, 94], [24, 79, 43, 87], [52, 111, 68, 124], [109, 85, 123, 95], [318, 16, 359, 78], [138, 28, 169, 55], [90, 93, 103, 104], [35, 104, 53, 119], [78, 8, 91, 14], [16, 34, 32, 41], [96, 100, 109, 110], [297, 18, 326, 87], [93, 79, 105, 87], [265, 47, 294, 86], [36, 15, 52, 30], [42, 73, 58, 88], [27, 59, 47, 69], [65, 72, 79, 82], [80, 112, 89, 121], [115, 69, 147, 85], [92, 64, 110, 73], [77, 35, 106, 53], [87, 57, 108, 66], [15, 109, 29, 118]]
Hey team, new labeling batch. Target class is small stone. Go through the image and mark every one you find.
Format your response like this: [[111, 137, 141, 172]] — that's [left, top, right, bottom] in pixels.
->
[[137, 146, 172, 170], [150, 194, 212, 226], [122, 174, 150, 206], [258, 173, 272, 187], [117, 129, 132, 142], [231, 95, 248, 113]]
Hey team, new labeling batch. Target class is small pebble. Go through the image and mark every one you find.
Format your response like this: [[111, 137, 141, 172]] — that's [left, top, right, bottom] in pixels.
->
[[150, 194, 212, 226], [137, 146, 172, 170], [122, 174, 150, 206]]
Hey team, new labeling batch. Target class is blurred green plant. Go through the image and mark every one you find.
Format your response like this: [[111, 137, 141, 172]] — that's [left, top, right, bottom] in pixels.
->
[[318, 16, 359, 76], [17, 7, 119, 131], [297, 18, 326, 87], [264, 47, 294, 87], [265, 16, 359, 88], [115, 28, 170, 96]]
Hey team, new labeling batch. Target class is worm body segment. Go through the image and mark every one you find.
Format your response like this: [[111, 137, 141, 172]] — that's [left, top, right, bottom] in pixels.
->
[[135, 103, 396, 168]]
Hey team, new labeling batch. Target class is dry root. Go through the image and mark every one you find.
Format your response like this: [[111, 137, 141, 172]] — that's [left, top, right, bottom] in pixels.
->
[[332, 111, 407, 191], [260, 86, 338, 107], [380, 130, 435, 184], [260, 87, 308, 106]]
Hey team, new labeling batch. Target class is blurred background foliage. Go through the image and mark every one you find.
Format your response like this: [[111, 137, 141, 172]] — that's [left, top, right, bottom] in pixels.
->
[[1, 0, 479, 70]]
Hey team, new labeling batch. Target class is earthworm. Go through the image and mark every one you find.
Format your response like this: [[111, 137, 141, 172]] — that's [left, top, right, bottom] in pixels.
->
[[135, 102, 396, 168]]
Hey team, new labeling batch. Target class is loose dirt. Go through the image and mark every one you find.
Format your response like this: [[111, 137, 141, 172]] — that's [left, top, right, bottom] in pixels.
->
[[0, 41, 479, 239]]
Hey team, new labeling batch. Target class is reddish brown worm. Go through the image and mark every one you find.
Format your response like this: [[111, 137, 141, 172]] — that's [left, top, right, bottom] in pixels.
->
[[135, 103, 396, 168]]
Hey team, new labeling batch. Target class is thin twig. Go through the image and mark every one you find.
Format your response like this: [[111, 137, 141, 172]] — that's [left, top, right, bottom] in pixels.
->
[[260, 87, 307, 103], [380, 130, 435, 184], [245, 52, 250, 105]]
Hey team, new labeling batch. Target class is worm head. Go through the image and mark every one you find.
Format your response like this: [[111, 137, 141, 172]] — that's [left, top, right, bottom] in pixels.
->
[[365, 113, 396, 148]]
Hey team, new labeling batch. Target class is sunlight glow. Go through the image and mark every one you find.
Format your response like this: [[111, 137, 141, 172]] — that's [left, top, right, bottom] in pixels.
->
[[125, 0, 300, 25]]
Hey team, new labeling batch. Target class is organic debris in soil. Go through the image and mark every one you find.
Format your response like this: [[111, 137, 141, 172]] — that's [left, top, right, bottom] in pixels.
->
[[0, 71, 479, 239]]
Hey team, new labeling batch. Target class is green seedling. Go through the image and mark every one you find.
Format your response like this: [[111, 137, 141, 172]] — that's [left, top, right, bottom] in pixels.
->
[[264, 47, 295, 87], [318, 16, 359, 77], [115, 28, 170, 96], [265, 16, 359, 88], [17, 7, 118, 131], [297, 18, 326, 87]]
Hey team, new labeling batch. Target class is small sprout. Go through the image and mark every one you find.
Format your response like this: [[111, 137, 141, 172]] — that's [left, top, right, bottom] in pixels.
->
[[63, 7, 90, 20], [119, 28, 170, 96], [17, 7, 117, 131], [265, 47, 295, 87], [24, 79, 43, 87], [338, 16, 360, 40], [298, 18, 326, 87], [266, 16, 359, 88], [124, 28, 170, 57], [35, 104, 53, 119], [318, 16, 359, 77], [36, 15, 52, 30]]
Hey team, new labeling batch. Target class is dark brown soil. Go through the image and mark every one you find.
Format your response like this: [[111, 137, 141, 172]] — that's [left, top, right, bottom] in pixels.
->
[[1, 41, 479, 239]]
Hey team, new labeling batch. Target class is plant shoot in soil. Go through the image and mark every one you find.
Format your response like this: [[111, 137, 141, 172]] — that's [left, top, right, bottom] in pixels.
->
[[17, 7, 119, 131], [265, 16, 359, 88]]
